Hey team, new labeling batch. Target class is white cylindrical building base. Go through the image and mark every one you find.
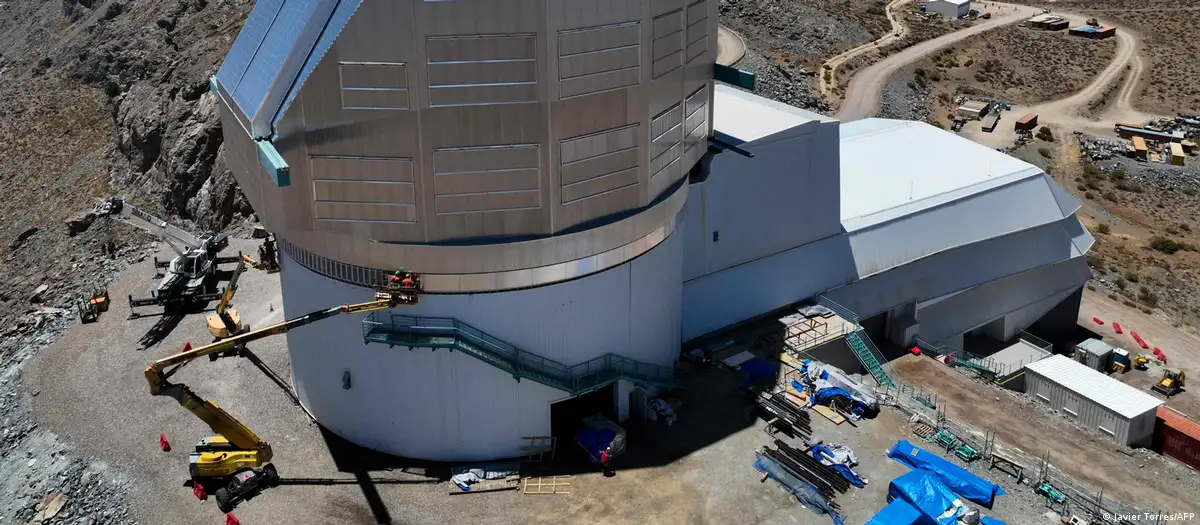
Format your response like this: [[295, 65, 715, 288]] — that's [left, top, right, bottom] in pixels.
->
[[279, 229, 684, 461]]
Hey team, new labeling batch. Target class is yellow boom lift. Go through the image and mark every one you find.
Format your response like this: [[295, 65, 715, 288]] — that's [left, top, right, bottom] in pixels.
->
[[145, 280, 420, 513], [207, 256, 247, 339]]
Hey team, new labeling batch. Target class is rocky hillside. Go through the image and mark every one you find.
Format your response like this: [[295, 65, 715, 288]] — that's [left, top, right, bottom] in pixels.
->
[[0, 0, 253, 323]]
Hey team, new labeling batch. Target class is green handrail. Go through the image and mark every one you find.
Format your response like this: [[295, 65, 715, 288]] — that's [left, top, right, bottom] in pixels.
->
[[362, 313, 678, 395]]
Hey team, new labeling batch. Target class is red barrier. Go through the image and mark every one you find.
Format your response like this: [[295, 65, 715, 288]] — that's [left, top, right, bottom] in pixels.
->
[[180, 342, 192, 354], [1131, 331, 1149, 349], [1092, 317, 1105, 325], [159, 433, 171, 452], [1112, 322, 1123, 334], [192, 482, 206, 501], [226, 514, 241, 525], [910, 346, 921, 356]]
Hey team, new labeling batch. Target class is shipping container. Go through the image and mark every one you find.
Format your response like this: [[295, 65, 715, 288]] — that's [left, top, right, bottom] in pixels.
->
[[1156, 406, 1200, 470], [1074, 338, 1114, 372], [1015, 113, 1038, 130]]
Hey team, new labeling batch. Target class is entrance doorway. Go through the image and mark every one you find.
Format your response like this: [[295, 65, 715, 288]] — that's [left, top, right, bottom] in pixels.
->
[[549, 383, 616, 466]]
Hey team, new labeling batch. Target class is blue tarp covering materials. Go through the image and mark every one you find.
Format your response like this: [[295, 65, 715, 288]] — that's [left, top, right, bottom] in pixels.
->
[[811, 443, 866, 488], [888, 471, 967, 525], [980, 517, 1007, 525], [739, 357, 777, 386], [866, 499, 923, 525], [811, 386, 874, 418], [753, 452, 846, 525], [887, 440, 1005, 508], [575, 427, 615, 463]]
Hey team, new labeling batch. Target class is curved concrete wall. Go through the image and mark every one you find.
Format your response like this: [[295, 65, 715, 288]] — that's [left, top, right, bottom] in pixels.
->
[[282, 225, 684, 460]]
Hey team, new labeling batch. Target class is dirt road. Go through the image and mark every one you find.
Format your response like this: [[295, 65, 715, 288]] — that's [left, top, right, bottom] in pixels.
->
[[819, 0, 913, 97], [716, 25, 746, 67], [892, 354, 1196, 513], [836, 4, 1040, 121]]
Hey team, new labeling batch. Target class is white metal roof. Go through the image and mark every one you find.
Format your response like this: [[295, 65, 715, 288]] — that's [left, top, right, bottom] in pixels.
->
[[1076, 338, 1116, 356], [712, 83, 831, 144], [839, 119, 1044, 224], [1025, 354, 1163, 418]]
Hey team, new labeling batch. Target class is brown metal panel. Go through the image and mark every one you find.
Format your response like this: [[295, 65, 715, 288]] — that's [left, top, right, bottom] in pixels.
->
[[334, 0, 415, 63], [560, 68, 641, 99], [652, 9, 684, 40], [341, 89, 411, 110], [561, 148, 641, 186], [427, 61, 538, 87], [428, 83, 539, 107], [310, 156, 415, 182], [686, 0, 706, 23], [548, 0, 646, 31], [649, 0, 684, 18], [649, 142, 682, 180], [434, 169, 541, 195], [562, 167, 640, 204], [315, 201, 418, 222], [339, 62, 409, 89], [560, 125, 640, 164], [426, 35, 537, 63], [435, 191, 542, 214], [313, 180, 417, 204], [558, 22, 640, 57], [432, 144, 540, 173], [559, 47, 641, 79], [417, 0, 544, 35]]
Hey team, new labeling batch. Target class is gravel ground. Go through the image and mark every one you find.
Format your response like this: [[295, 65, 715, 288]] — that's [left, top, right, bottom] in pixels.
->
[[725, 46, 833, 115], [0, 253, 141, 525], [877, 66, 935, 122]]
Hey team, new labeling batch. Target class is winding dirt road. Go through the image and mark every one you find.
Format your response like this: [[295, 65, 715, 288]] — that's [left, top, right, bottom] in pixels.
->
[[716, 25, 747, 67], [818, 0, 914, 97], [835, 3, 1040, 121]]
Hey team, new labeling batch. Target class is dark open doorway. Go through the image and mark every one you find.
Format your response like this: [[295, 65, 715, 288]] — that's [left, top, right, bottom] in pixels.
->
[[549, 383, 616, 467]]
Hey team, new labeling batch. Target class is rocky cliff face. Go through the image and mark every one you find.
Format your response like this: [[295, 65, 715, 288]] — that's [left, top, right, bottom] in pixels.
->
[[0, 0, 253, 324]]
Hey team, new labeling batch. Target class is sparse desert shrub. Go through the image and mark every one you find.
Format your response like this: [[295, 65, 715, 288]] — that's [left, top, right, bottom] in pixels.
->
[[1116, 277, 1127, 290], [1096, 223, 1111, 234], [1110, 169, 1125, 181], [1116, 180, 1143, 193], [1035, 126, 1055, 142], [1138, 287, 1159, 308], [1149, 236, 1192, 255], [1103, 191, 1118, 202], [1038, 147, 1052, 159], [1087, 253, 1104, 271], [1124, 271, 1139, 283]]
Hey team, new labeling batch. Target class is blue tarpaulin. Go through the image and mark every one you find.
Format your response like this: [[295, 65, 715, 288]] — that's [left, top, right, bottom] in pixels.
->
[[575, 427, 615, 462], [811, 444, 866, 488], [887, 440, 1005, 508], [753, 452, 845, 525], [811, 386, 874, 417], [888, 470, 966, 525], [866, 498, 923, 525], [739, 357, 777, 386]]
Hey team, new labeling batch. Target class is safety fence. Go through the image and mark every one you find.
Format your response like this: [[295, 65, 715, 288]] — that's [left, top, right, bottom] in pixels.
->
[[878, 382, 1169, 525]]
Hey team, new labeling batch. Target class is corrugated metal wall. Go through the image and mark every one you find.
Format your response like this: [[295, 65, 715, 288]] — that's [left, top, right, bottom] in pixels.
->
[[282, 251, 566, 460], [1025, 369, 1154, 446], [916, 256, 1089, 343], [696, 120, 842, 277], [681, 233, 855, 341], [280, 228, 682, 460], [826, 217, 1089, 320], [1157, 407, 1200, 470]]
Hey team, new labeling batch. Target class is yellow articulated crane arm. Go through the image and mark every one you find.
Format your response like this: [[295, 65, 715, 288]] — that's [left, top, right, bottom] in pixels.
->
[[207, 256, 247, 339], [144, 296, 404, 479]]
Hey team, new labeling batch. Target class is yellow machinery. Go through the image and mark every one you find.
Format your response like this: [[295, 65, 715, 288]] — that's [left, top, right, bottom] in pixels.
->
[[145, 288, 418, 513], [207, 256, 247, 339], [242, 236, 280, 274], [1133, 354, 1149, 370], [1152, 369, 1186, 397]]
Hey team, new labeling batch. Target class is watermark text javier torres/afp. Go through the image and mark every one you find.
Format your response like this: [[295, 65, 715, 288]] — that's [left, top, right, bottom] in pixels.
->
[[1103, 513, 1197, 522]]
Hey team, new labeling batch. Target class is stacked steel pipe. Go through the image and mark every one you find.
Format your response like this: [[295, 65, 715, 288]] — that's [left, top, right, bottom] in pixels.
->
[[756, 390, 813, 439], [760, 439, 850, 504]]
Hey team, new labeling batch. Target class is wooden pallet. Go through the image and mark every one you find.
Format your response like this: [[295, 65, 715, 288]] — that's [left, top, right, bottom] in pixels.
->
[[812, 405, 846, 425], [912, 421, 935, 440], [523, 475, 571, 495]]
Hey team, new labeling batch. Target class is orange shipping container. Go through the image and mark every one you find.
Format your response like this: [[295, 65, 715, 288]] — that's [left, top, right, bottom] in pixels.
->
[[1132, 136, 1148, 152], [1156, 406, 1200, 470]]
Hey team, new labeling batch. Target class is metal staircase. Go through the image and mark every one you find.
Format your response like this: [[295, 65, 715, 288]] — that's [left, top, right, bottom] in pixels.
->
[[817, 296, 897, 388], [361, 313, 679, 395]]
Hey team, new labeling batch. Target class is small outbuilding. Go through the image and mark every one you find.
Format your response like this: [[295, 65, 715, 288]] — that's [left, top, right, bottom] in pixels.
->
[[1025, 355, 1163, 447], [1170, 143, 1186, 166], [925, 0, 970, 19], [957, 100, 991, 120], [1074, 338, 1115, 372], [1132, 136, 1148, 160]]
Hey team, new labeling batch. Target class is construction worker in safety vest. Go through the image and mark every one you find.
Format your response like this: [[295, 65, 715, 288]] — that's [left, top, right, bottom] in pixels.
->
[[390, 270, 403, 286], [401, 273, 415, 288]]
